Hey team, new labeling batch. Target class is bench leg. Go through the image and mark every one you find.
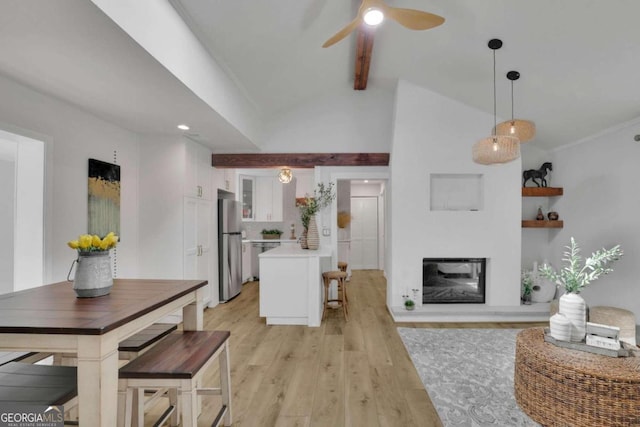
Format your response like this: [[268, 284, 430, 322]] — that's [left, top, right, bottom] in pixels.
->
[[117, 380, 127, 427], [169, 388, 179, 427], [220, 342, 232, 426], [181, 380, 198, 427]]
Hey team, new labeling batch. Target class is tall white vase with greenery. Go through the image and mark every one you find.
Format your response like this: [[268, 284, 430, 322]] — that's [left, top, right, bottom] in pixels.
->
[[539, 237, 623, 342], [296, 182, 336, 251]]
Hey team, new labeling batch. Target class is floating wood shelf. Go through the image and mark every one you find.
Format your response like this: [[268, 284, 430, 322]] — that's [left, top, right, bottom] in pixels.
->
[[522, 220, 564, 229], [522, 187, 563, 197]]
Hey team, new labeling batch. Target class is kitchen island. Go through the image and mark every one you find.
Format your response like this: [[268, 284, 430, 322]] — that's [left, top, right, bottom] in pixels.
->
[[259, 243, 331, 326]]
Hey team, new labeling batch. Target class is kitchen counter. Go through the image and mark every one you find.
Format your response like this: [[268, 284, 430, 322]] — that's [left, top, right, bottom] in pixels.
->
[[258, 244, 331, 327], [259, 244, 331, 258], [242, 239, 297, 244]]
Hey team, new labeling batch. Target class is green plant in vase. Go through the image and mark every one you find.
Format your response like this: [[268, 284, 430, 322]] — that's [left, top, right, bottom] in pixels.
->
[[296, 182, 336, 249], [539, 237, 623, 341]]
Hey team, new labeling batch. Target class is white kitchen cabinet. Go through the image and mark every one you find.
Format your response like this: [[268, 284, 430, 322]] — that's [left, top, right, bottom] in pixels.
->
[[184, 197, 213, 303], [213, 167, 236, 193], [241, 241, 253, 283], [184, 140, 212, 200], [138, 137, 218, 312], [255, 176, 283, 222], [240, 175, 255, 220]]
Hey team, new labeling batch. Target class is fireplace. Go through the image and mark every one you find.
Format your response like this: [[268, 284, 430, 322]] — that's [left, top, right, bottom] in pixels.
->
[[423, 258, 486, 303]]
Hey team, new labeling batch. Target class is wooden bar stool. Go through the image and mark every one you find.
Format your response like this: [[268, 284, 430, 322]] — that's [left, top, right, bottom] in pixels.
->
[[322, 270, 348, 321]]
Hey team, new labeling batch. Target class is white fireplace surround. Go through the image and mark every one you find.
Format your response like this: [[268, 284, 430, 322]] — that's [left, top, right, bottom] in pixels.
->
[[388, 81, 548, 322]]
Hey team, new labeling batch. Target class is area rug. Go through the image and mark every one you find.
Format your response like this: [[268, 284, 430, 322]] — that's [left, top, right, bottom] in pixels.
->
[[397, 328, 539, 427]]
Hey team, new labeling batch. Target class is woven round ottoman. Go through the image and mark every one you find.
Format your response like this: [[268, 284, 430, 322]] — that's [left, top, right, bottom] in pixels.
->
[[514, 328, 640, 426]]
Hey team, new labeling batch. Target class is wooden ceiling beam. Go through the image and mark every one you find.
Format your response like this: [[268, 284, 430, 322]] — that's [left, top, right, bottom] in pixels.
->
[[354, 25, 375, 90], [211, 153, 389, 168]]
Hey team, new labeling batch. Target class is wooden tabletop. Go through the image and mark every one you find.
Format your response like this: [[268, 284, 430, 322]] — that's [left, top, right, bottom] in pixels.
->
[[0, 279, 207, 335]]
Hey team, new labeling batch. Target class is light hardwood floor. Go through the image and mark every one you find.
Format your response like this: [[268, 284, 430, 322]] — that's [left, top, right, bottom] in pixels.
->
[[147, 270, 544, 426]]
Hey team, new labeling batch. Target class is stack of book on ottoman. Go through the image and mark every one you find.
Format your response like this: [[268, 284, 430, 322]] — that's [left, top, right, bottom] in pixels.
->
[[586, 322, 621, 350]]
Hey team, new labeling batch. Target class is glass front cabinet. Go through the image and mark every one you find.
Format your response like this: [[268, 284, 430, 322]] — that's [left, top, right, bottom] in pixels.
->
[[240, 175, 255, 220]]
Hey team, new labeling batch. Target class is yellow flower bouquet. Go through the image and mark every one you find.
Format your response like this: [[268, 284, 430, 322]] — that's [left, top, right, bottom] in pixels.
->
[[68, 232, 119, 253]]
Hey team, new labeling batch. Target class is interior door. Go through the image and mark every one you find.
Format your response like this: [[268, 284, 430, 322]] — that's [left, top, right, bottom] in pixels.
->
[[350, 197, 378, 269]]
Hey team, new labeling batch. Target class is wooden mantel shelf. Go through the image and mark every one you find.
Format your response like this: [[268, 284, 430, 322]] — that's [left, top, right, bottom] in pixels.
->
[[522, 187, 563, 197], [522, 220, 564, 229]]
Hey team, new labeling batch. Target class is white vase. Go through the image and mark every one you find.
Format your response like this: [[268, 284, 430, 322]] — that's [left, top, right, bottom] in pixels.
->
[[549, 313, 572, 341], [559, 292, 587, 342], [307, 216, 320, 250]]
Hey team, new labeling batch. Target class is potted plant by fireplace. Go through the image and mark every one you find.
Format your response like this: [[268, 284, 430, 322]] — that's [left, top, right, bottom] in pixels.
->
[[539, 237, 623, 342], [404, 299, 415, 311], [521, 270, 533, 305]]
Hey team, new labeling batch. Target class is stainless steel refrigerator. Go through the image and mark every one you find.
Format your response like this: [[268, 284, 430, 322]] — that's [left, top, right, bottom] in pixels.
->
[[218, 199, 242, 302]]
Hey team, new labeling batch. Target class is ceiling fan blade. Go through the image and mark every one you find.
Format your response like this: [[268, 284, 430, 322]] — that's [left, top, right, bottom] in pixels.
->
[[322, 18, 361, 48], [383, 6, 445, 31]]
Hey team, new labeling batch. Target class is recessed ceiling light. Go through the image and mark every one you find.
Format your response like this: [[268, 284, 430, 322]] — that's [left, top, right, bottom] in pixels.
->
[[177, 124, 190, 131], [364, 180, 369, 183]]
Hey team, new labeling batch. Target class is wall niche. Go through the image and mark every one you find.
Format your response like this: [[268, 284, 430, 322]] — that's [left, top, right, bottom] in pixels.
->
[[430, 174, 483, 211]]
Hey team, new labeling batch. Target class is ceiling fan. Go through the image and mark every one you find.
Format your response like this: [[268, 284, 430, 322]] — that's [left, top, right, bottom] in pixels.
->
[[322, 0, 445, 48]]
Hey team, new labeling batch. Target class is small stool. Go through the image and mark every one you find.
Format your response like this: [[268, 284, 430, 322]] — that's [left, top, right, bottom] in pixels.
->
[[338, 262, 348, 272], [322, 271, 348, 321]]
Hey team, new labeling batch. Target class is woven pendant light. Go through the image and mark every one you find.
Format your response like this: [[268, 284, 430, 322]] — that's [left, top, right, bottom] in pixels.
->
[[472, 39, 520, 165], [494, 71, 536, 142]]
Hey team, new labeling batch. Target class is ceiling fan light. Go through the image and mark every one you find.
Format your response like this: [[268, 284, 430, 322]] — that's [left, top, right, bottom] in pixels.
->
[[278, 168, 293, 184], [495, 119, 536, 142], [472, 135, 520, 165], [363, 8, 384, 26]]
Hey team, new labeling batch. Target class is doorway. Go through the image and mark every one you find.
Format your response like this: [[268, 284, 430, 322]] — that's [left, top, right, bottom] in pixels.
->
[[335, 178, 385, 272], [0, 130, 45, 293], [351, 197, 378, 269]]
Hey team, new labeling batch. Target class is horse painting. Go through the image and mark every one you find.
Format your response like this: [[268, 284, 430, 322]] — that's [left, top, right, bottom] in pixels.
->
[[523, 162, 552, 187]]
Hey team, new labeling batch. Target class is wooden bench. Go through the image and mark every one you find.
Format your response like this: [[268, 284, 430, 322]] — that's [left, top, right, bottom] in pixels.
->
[[118, 323, 178, 360], [0, 351, 52, 366], [54, 323, 178, 365], [118, 330, 232, 427], [0, 362, 77, 413]]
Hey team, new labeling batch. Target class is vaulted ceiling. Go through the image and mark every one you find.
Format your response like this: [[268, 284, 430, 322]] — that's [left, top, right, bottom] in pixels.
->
[[1, 0, 639, 151]]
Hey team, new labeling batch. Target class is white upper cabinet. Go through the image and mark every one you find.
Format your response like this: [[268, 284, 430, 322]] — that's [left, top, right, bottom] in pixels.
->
[[184, 140, 212, 200], [240, 175, 256, 220], [255, 176, 283, 222], [212, 167, 236, 194]]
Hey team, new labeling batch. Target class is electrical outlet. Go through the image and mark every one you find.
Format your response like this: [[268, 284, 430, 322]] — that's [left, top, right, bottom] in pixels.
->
[[322, 228, 330, 236]]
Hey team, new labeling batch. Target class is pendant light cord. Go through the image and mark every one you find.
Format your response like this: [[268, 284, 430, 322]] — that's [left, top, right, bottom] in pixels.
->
[[511, 80, 514, 121], [492, 49, 497, 138]]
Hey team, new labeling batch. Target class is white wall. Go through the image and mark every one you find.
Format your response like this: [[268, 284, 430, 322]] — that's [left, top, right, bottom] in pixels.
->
[[389, 80, 522, 309], [0, 155, 15, 294], [0, 73, 140, 284], [549, 118, 640, 316], [137, 136, 186, 279], [261, 86, 394, 152]]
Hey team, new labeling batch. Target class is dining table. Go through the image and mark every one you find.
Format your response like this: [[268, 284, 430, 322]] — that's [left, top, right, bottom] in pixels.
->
[[0, 278, 207, 426]]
